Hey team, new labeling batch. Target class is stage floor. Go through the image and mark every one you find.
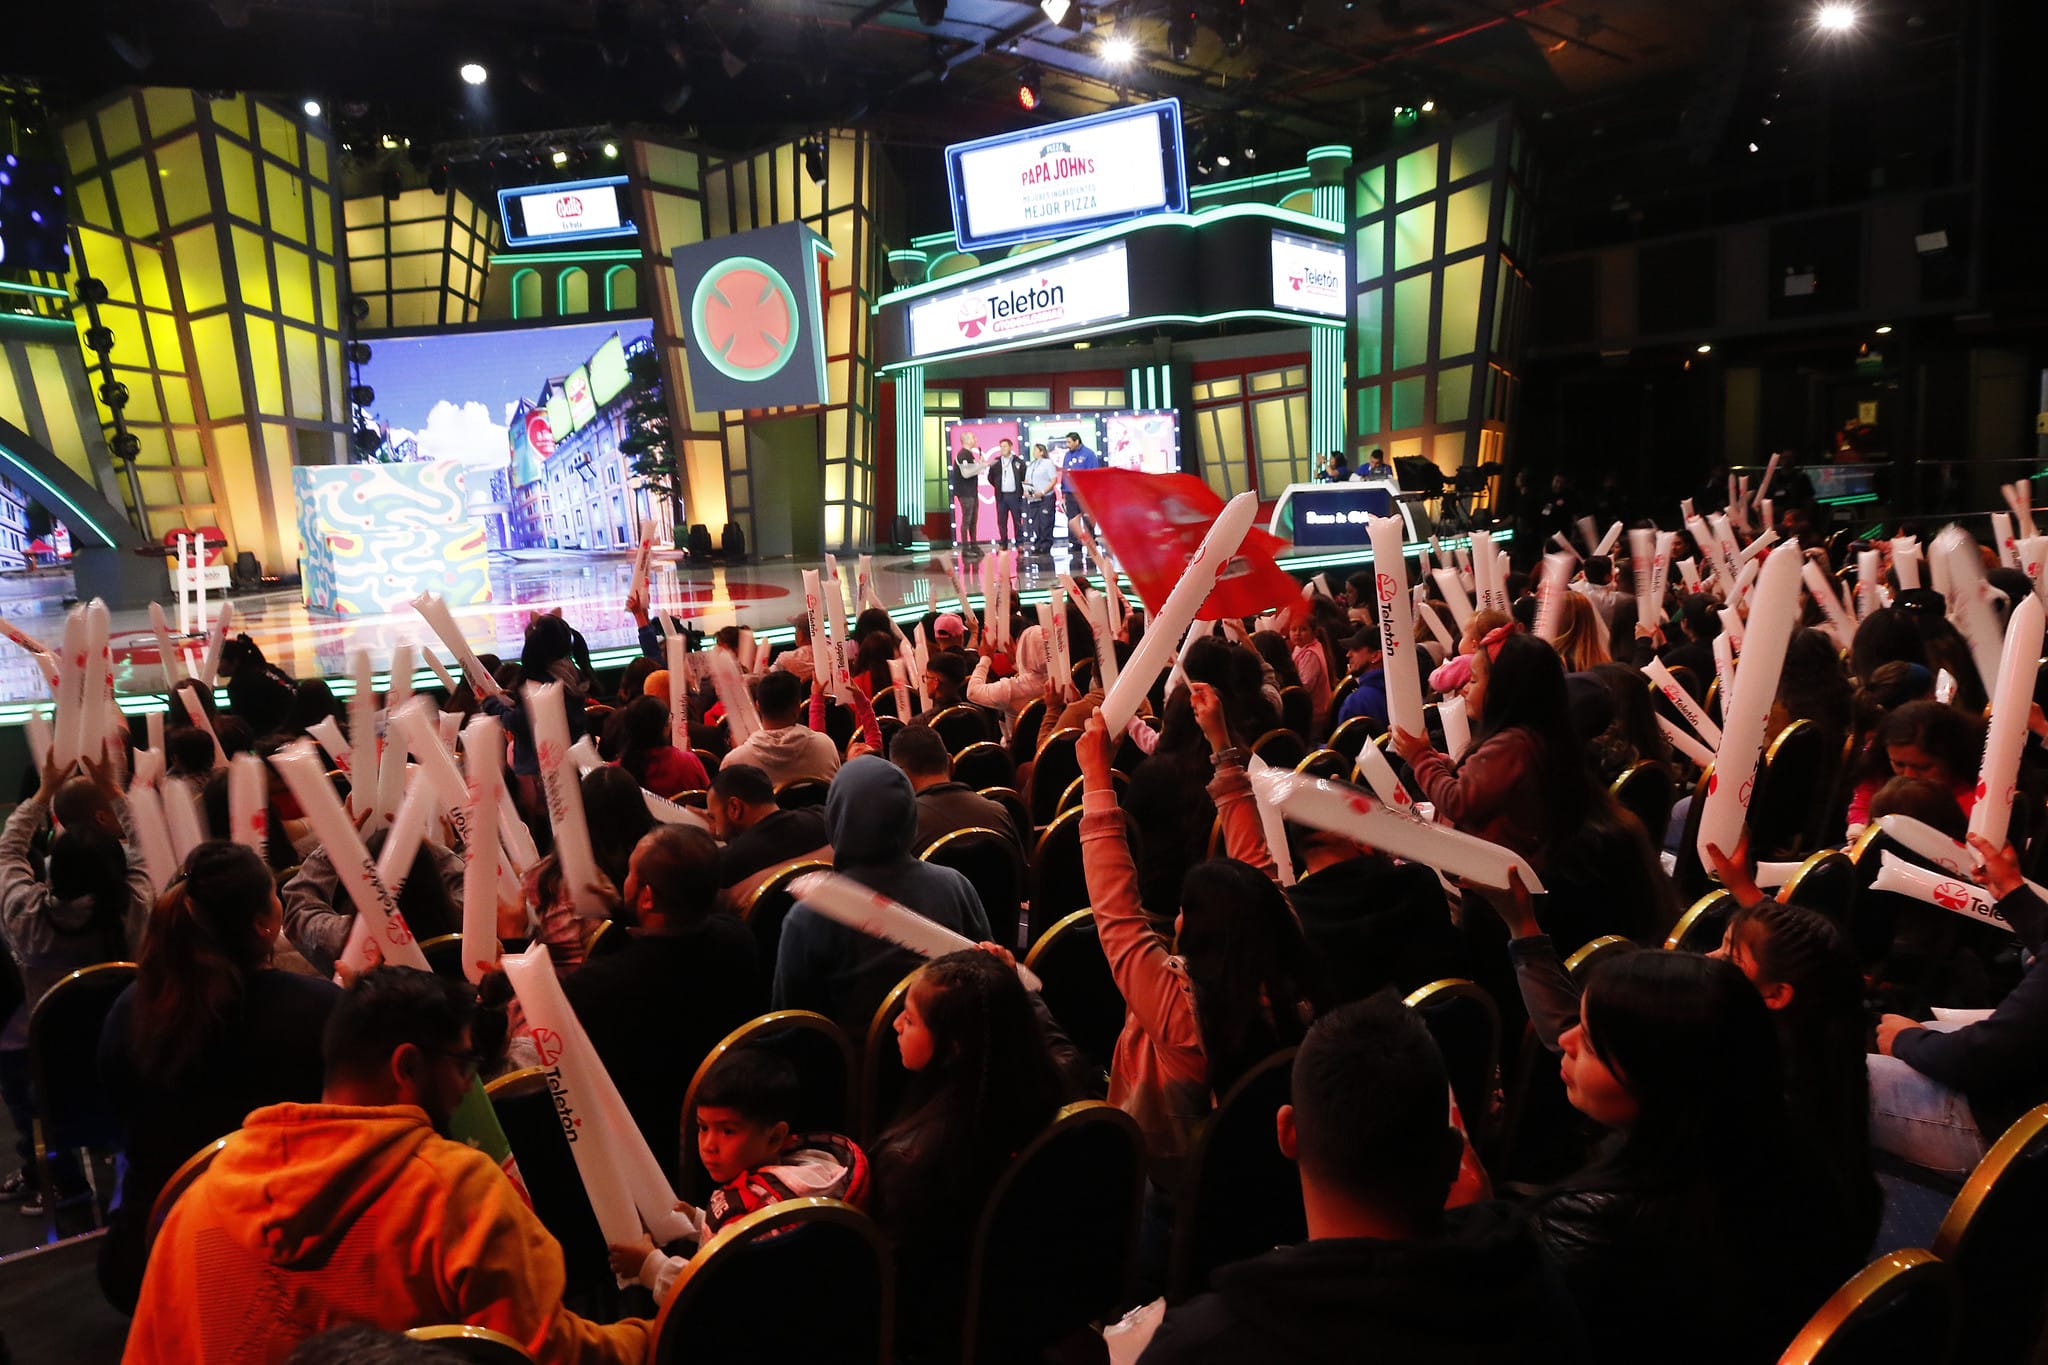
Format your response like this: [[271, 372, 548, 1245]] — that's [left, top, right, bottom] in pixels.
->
[[0, 543, 1116, 712]]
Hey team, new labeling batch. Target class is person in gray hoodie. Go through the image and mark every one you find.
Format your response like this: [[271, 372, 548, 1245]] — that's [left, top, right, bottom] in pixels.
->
[[771, 756, 991, 1033], [721, 669, 841, 789]]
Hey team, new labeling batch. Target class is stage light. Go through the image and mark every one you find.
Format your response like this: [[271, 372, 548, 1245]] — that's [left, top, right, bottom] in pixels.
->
[[1420, 98, 1435, 112], [802, 137, 827, 185], [1214, 148, 1231, 168], [459, 62, 488, 85], [110, 433, 142, 461], [1101, 34, 1136, 64], [1279, 0, 1304, 30], [1220, 0, 1246, 52], [603, 142, 619, 158], [74, 277, 110, 306], [1696, 343, 1712, 354], [1747, 141, 1759, 153], [1017, 62, 1044, 110], [914, 0, 947, 26], [1815, 2, 1857, 32], [1040, 0, 1084, 30], [302, 99, 322, 118], [551, 149, 569, 165], [1167, 9, 1195, 61], [1875, 324, 1893, 334]]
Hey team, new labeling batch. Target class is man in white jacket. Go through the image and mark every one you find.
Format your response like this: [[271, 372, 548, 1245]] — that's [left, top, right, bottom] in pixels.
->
[[722, 670, 840, 787]]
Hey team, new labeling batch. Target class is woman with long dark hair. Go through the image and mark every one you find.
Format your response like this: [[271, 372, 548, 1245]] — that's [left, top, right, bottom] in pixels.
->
[[1534, 951, 1864, 1363], [1393, 628, 1596, 872], [871, 949, 1069, 1358], [524, 766, 658, 963], [1078, 691, 1326, 1186], [606, 695, 707, 796], [97, 841, 339, 1309]]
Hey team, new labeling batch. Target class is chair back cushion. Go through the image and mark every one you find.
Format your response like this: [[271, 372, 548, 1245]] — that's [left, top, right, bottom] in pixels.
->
[[29, 962, 138, 1151], [1167, 1050, 1303, 1302]]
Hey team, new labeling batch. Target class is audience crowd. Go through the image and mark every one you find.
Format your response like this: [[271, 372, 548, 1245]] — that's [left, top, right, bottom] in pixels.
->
[[5, 502, 2047, 1365]]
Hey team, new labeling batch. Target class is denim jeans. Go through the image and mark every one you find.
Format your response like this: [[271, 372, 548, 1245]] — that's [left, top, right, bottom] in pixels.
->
[[1867, 1053, 1989, 1177]]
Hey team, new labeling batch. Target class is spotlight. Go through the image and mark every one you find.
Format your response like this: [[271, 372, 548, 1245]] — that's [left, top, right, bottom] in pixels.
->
[[74, 277, 110, 306], [802, 137, 827, 185], [459, 61, 488, 85], [1101, 34, 1136, 64], [1747, 141, 1759, 153], [1279, 0, 1304, 30], [551, 149, 569, 166], [302, 99, 322, 118], [914, 0, 947, 26], [1214, 148, 1231, 168], [1420, 98, 1435, 112], [603, 142, 619, 158], [1875, 324, 1893, 335], [1695, 343, 1712, 354], [1167, 8, 1195, 61], [1017, 62, 1044, 110], [345, 341, 373, 365], [350, 384, 376, 406], [110, 432, 142, 461], [1815, 2, 1857, 32], [99, 381, 130, 409]]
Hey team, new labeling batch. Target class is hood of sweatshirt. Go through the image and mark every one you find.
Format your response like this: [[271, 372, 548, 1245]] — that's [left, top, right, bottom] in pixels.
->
[[201, 1102, 440, 1268], [825, 755, 918, 868], [743, 723, 829, 760], [1195, 1204, 1563, 1355]]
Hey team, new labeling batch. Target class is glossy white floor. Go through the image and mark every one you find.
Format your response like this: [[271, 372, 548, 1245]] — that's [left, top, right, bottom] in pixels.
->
[[0, 541, 1112, 711]]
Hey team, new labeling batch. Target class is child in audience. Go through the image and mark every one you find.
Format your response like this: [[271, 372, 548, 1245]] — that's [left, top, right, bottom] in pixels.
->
[[1844, 698, 1981, 834], [607, 1047, 868, 1299], [869, 949, 1068, 1360], [1534, 951, 1865, 1363]]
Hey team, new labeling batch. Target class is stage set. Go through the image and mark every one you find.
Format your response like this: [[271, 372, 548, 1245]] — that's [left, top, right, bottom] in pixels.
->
[[0, 93, 1533, 724]]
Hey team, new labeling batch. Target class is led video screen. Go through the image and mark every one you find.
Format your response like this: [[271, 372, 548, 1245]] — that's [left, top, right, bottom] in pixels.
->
[[354, 318, 657, 553], [0, 155, 70, 273]]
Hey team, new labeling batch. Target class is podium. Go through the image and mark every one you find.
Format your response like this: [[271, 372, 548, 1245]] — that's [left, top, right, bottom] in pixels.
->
[[294, 461, 492, 615]]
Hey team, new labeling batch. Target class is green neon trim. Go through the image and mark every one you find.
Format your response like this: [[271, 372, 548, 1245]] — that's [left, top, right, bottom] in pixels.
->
[[487, 249, 642, 266], [1306, 145, 1353, 161], [887, 250, 928, 263], [0, 439, 116, 546], [0, 314, 78, 340], [0, 282, 71, 300], [1815, 493, 1880, 507], [879, 307, 1341, 373], [1190, 168, 1312, 200], [875, 203, 1340, 307]]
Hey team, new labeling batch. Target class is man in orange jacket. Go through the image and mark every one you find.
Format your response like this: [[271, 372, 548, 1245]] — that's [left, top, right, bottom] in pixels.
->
[[124, 967, 651, 1364]]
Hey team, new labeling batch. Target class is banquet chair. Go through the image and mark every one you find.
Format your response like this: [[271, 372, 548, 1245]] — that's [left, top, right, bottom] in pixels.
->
[[404, 1326, 534, 1363], [1328, 714, 1384, 760], [1402, 978, 1500, 1154], [975, 787, 1033, 854], [921, 828, 1025, 954], [1749, 720, 1829, 859], [775, 777, 831, 810], [1295, 748, 1356, 782], [650, 1199, 892, 1365], [1931, 1103, 2048, 1364], [692, 748, 722, 779], [28, 961, 137, 1236], [1249, 728, 1309, 771], [1777, 1249, 1958, 1365], [1026, 808, 1090, 947], [859, 969, 922, 1141], [1665, 889, 1739, 954], [1277, 686, 1314, 740], [1562, 935, 1633, 987], [1057, 769, 1126, 813], [950, 741, 1015, 792], [741, 859, 835, 966], [584, 919, 630, 958], [1329, 673, 1359, 713], [678, 1009, 856, 1201], [1009, 698, 1047, 766], [1671, 766, 1715, 899], [1166, 1049, 1303, 1303], [144, 1137, 227, 1261], [1022, 909, 1122, 1083], [960, 1102, 1145, 1364], [1781, 849, 1855, 920], [486, 1067, 615, 1311], [1028, 729, 1083, 826], [418, 932, 467, 981], [930, 705, 992, 754], [1609, 761, 1676, 844]]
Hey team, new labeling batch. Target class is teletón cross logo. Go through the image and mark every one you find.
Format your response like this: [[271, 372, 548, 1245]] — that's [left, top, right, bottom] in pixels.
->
[[691, 256, 800, 383]]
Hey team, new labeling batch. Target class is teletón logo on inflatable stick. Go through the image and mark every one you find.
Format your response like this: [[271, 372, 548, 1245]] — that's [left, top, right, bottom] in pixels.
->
[[691, 255, 801, 382]]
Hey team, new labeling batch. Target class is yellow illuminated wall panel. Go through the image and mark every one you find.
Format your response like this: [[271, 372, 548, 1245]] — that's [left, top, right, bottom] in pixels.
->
[[342, 187, 495, 330], [58, 87, 349, 569]]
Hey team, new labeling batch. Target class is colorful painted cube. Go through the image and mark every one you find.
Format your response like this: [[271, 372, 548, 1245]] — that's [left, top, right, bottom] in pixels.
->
[[294, 462, 493, 615]]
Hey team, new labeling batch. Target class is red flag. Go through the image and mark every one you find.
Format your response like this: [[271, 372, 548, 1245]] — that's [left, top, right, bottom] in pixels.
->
[[1067, 469, 1299, 620]]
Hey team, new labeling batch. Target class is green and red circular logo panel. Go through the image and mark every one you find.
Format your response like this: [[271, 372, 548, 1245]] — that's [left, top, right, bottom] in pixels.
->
[[691, 256, 800, 383]]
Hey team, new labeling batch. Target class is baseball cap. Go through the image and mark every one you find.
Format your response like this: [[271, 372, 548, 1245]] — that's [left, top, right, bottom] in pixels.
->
[[934, 612, 965, 639]]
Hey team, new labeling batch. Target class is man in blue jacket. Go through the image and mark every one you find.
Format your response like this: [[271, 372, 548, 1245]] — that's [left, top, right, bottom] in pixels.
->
[[1056, 431, 1104, 568], [1333, 627, 1389, 731], [770, 756, 991, 1035]]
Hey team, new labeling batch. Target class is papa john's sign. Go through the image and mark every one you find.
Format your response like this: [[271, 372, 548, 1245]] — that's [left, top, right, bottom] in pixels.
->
[[905, 243, 1132, 362], [945, 100, 1187, 253]]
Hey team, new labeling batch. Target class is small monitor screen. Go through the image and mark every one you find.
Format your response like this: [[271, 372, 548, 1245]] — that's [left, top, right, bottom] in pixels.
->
[[498, 176, 635, 247]]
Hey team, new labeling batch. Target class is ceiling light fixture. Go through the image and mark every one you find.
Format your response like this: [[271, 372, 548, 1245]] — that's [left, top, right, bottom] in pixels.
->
[[1017, 62, 1045, 110], [302, 99, 321, 118], [1101, 34, 1137, 64], [1875, 324, 1893, 335], [1696, 343, 1713, 354], [1815, 3, 1857, 32], [603, 142, 619, 158], [1039, 0, 1084, 31], [459, 62, 488, 85], [551, 149, 569, 165]]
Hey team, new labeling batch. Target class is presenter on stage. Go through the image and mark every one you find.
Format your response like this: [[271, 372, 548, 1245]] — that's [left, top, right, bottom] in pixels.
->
[[1056, 431, 1104, 567], [1361, 447, 1392, 481], [950, 431, 986, 551], [990, 438, 1027, 550], [1024, 443, 1057, 555]]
